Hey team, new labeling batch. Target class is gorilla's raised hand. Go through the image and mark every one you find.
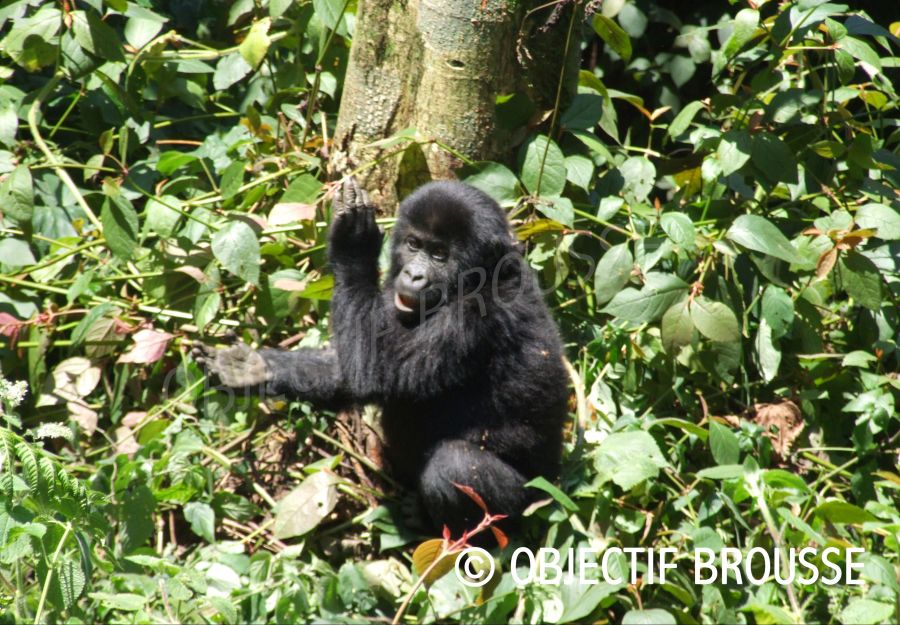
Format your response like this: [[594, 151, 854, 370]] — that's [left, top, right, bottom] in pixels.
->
[[192, 340, 270, 389], [328, 176, 381, 263]]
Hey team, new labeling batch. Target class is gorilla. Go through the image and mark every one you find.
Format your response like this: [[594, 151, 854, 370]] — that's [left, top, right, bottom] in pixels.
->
[[194, 178, 568, 538]]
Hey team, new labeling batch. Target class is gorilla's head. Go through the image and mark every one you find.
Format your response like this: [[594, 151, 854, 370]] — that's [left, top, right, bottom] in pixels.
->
[[388, 181, 516, 317]]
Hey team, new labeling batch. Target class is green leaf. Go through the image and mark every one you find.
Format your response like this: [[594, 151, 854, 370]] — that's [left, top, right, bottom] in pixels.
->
[[183, 501, 215, 542], [564, 155, 594, 191], [88, 592, 147, 612], [839, 599, 895, 625], [594, 431, 668, 490], [213, 53, 253, 91], [71, 11, 125, 62], [0, 7, 61, 71], [709, 420, 740, 465], [594, 243, 633, 305], [691, 296, 740, 343], [239, 17, 271, 69], [755, 319, 781, 382], [840, 251, 882, 310], [623, 609, 676, 625], [0, 239, 35, 267], [761, 285, 794, 338], [696, 464, 745, 480], [592, 14, 632, 61], [813, 501, 878, 524], [535, 196, 574, 227], [101, 196, 140, 260], [121, 485, 156, 552], [601, 273, 689, 323], [727, 214, 801, 263], [212, 221, 260, 285], [667, 100, 704, 139], [47, 559, 85, 610], [220, 161, 245, 200], [313, 0, 347, 30], [464, 162, 520, 206], [282, 173, 322, 204], [723, 8, 759, 57], [661, 299, 693, 353], [273, 472, 338, 539], [751, 132, 798, 185], [619, 156, 655, 204], [856, 203, 900, 240], [124, 15, 164, 49], [560, 93, 603, 130], [717, 130, 752, 176], [0, 165, 34, 224], [839, 36, 882, 72], [525, 476, 578, 512], [660, 212, 695, 249], [143, 195, 183, 237], [521, 135, 566, 197]]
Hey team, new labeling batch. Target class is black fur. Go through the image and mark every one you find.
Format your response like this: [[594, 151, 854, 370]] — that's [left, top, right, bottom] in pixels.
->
[[263, 181, 569, 536]]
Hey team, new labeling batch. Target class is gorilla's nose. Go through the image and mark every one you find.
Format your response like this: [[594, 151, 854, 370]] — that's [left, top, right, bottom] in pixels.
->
[[403, 268, 427, 289]]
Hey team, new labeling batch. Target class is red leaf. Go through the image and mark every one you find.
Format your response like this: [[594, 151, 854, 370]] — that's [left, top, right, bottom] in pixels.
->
[[117, 329, 173, 364], [451, 482, 489, 514], [490, 525, 509, 549]]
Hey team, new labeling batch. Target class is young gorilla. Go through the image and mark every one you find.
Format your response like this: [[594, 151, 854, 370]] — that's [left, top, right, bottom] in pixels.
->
[[194, 178, 568, 538]]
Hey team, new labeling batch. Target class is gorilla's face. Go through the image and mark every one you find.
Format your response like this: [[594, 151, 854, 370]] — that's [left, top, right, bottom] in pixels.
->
[[392, 225, 456, 315]]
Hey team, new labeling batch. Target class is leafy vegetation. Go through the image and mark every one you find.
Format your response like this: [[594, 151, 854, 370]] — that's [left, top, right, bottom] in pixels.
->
[[1, 1, 898, 623]]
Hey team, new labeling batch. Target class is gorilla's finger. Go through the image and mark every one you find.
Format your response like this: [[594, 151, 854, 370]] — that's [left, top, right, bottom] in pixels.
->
[[223, 330, 238, 344], [343, 176, 358, 209], [359, 185, 371, 208]]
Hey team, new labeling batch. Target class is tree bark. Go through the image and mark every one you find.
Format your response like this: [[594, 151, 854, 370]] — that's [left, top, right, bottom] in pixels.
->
[[331, 0, 582, 211]]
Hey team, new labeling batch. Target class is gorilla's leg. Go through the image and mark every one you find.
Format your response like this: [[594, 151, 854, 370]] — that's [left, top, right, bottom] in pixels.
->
[[419, 439, 531, 539]]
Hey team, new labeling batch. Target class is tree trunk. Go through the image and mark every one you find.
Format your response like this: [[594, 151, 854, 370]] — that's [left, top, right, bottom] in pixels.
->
[[331, 0, 581, 211]]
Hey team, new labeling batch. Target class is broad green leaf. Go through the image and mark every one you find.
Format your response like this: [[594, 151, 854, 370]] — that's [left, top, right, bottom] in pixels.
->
[[727, 214, 801, 263], [840, 251, 882, 310], [594, 243, 633, 305], [183, 501, 215, 542], [143, 195, 183, 237], [239, 18, 271, 69], [121, 485, 155, 552], [47, 559, 85, 610], [88, 592, 146, 611], [696, 464, 745, 480], [667, 100, 704, 139], [125, 16, 164, 49], [0, 7, 61, 70], [560, 93, 603, 130], [0, 106, 17, 147], [660, 212, 695, 249], [101, 196, 139, 260], [564, 154, 594, 191], [521, 135, 566, 197], [0, 165, 34, 224], [623, 609, 676, 625], [282, 173, 322, 204], [839, 36, 882, 72], [709, 420, 740, 465], [813, 501, 877, 524], [211, 221, 260, 285], [691, 296, 740, 342], [751, 132, 798, 185], [619, 156, 655, 204], [717, 130, 751, 176], [761, 285, 794, 338], [661, 298, 693, 353], [71, 10, 125, 62], [213, 53, 253, 91], [839, 599, 894, 625], [723, 8, 759, 57], [0, 239, 35, 267], [535, 195, 574, 227], [313, 0, 347, 30], [856, 203, 900, 240], [754, 319, 781, 382], [601, 273, 689, 323], [220, 161, 245, 200], [594, 431, 668, 490], [273, 472, 338, 539], [592, 14, 632, 61], [464, 162, 520, 207]]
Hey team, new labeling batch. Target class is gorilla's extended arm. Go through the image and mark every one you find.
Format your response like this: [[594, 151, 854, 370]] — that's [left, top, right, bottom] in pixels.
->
[[327, 177, 385, 400], [192, 341, 345, 406]]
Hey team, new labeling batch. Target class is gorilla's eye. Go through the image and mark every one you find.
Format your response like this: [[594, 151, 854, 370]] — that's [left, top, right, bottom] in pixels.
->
[[430, 246, 448, 262], [406, 236, 421, 251]]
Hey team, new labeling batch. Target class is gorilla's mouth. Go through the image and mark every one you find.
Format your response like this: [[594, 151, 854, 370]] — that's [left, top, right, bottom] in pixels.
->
[[394, 291, 418, 313]]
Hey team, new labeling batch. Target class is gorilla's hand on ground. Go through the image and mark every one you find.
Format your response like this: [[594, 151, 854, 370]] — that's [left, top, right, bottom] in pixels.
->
[[192, 341, 270, 389], [329, 176, 381, 261]]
